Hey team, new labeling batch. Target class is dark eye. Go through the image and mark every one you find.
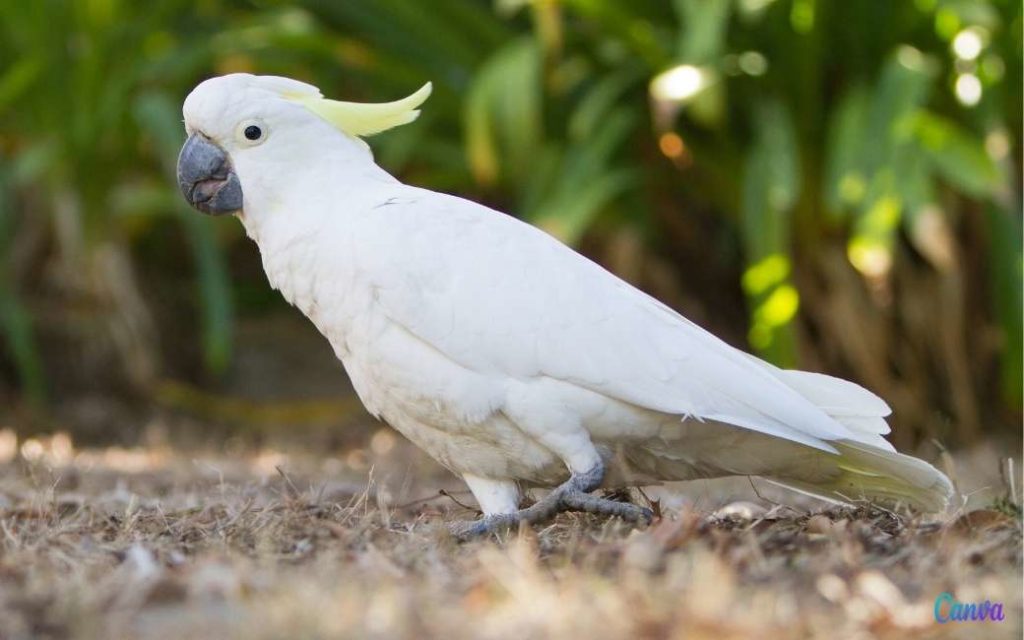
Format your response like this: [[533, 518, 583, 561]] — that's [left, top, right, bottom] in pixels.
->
[[244, 125, 262, 141]]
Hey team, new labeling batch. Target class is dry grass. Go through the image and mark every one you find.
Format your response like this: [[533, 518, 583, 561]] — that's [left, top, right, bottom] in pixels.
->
[[0, 432, 1019, 640]]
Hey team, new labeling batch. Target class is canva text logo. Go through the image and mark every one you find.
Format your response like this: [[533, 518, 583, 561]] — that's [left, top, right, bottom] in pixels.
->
[[933, 592, 1005, 623]]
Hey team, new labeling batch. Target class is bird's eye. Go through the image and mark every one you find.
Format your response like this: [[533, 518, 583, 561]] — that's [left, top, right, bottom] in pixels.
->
[[236, 120, 268, 146]]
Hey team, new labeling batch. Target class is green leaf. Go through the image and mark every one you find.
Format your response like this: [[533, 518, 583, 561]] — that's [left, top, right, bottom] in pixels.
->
[[0, 56, 43, 112], [560, 0, 672, 68], [742, 101, 800, 258], [528, 107, 639, 245], [823, 86, 870, 217], [672, 0, 732, 64], [569, 68, 643, 141], [848, 190, 900, 278], [0, 286, 45, 406], [464, 37, 542, 186], [862, 47, 937, 175], [531, 168, 638, 246], [843, 48, 940, 278], [0, 163, 44, 404], [985, 204, 1023, 408], [911, 112, 1002, 198], [741, 101, 801, 365]]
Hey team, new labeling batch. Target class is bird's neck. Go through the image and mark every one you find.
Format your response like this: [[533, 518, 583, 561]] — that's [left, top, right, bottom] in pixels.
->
[[234, 148, 403, 333], [236, 148, 397, 245]]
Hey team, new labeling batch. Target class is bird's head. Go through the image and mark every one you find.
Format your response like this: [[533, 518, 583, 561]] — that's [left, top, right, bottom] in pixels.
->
[[177, 73, 431, 216]]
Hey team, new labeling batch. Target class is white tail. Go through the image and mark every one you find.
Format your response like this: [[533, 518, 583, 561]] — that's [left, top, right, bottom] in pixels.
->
[[765, 441, 954, 512], [765, 366, 953, 512]]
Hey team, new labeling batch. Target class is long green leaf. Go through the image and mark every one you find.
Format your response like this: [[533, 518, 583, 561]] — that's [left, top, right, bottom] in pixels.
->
[[741, 101, 801, 366], [986, 204, 1023, 408], [912, 112, 1002, 198], [0, 163, 44, 404], [464, 37, 542, 186]]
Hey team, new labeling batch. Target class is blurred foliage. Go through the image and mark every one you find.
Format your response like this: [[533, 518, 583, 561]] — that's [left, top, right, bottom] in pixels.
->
[[0, 0, 1020, 445], [0, 0, 237, 396]]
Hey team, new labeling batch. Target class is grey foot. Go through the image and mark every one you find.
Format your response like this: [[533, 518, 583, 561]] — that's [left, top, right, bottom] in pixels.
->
[[449, 464, 653, 540]]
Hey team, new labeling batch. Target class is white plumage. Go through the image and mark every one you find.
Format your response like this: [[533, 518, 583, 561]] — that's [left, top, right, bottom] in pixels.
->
[[180, 74, 953, 520]]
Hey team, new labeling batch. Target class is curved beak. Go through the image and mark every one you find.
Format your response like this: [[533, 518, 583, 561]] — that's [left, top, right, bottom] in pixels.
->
[[177, 134, 243, 215]]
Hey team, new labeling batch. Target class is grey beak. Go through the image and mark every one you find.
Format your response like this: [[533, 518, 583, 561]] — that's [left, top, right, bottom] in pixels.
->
[[177, 134, 243, 215]]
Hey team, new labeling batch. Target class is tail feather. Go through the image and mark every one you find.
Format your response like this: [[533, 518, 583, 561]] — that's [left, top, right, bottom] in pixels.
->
[[773, 369, 891, 417], [765, 440, 954, 512], [830, 416, 895, 452], [766, 366, 895, 450], [659, 358, 953, 512], [746, 362, 952, 511]]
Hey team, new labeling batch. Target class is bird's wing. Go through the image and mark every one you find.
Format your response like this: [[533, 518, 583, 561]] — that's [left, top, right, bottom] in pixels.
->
[[358, 189, 876, 453]]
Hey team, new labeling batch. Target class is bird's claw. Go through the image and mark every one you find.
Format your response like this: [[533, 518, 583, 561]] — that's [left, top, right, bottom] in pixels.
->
[[560, 492, 653, 523], [448, 482, 652, 541], [447, 519, 493, 540]]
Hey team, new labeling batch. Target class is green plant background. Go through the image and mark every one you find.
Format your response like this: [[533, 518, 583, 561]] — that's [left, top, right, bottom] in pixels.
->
[[0, 0, 1020, 448]]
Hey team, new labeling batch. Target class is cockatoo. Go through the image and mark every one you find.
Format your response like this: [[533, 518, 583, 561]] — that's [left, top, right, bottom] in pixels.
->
[[177, 74, 953, 537]]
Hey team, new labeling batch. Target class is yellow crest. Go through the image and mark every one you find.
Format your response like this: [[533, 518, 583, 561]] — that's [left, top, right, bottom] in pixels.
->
[[287, 82, 432, 137]]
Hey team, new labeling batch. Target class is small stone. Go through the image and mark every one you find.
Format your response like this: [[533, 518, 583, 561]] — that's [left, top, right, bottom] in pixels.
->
[[714, 501, 767, 520]]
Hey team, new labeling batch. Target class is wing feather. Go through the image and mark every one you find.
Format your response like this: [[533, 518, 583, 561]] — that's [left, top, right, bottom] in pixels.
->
[[363, 190, 871, 452]]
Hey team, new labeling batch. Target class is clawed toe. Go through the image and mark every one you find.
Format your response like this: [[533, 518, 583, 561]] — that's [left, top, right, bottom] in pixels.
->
[[625, 502, 655, 523], [561, 491, 653, 523], [447, 519, 490, 540], [610, 502, 654, 524], [449, 489, 652, 541], [447, 513, 519, 540], [631, 504, 655, 523], [449, 464, 653, 541]]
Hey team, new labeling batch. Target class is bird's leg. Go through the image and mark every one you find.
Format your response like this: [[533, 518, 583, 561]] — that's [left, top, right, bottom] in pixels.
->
[[449, 462, 653, 540]]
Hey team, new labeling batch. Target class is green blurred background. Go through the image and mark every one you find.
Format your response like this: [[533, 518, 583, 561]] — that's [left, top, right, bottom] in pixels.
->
[[0, 0, 1020, 451]]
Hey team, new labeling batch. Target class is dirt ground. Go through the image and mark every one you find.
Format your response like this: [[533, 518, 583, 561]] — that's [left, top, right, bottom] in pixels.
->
[[0, 426, 1019, 640]]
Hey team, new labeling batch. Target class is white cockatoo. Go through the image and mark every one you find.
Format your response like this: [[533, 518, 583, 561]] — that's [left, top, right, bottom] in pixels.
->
[[177, 74, 953, 536]]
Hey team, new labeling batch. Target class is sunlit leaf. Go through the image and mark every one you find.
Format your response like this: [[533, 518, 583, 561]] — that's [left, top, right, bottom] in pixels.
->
[[741, 101, 801, 365], [911, 111, 1002, 197], [742, 254, 791, 296], [0, 57, 43, 112], [848, 194, 900, 278], [824, 86, 870, 217], [862, 47, 937, 174], [672, 0, 731, 64]]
